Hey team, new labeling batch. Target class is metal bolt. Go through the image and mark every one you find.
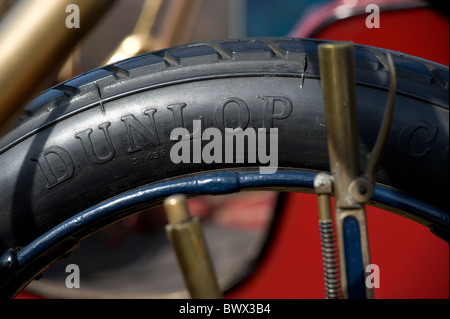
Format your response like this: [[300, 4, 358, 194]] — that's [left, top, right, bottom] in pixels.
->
[[358, 184, 368, 195]]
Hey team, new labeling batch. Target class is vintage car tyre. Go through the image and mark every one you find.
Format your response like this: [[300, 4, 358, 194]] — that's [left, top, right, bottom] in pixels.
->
[[0, 38, 448, 297]]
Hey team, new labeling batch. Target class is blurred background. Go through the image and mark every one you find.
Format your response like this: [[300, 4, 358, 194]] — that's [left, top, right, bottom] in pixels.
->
[[60, 0, 332, 74], [2, 0, 447, 298]]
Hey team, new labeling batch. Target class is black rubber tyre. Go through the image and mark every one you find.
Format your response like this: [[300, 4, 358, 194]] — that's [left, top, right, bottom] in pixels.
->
[[0, 38, 448, 270]]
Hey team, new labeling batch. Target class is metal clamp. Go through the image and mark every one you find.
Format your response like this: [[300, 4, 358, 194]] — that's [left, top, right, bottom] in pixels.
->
[[316, 42, 396, 299]]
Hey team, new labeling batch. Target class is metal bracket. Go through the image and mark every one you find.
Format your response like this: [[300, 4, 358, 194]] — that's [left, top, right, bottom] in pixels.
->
[[317, 42, 396, 299]]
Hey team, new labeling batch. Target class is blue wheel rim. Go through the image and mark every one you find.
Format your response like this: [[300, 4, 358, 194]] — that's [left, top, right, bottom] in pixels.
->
[[1, 169, 447, 297]]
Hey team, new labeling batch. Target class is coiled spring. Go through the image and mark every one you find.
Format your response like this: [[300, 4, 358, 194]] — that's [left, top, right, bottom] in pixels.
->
[[319, 220, 341, 299]]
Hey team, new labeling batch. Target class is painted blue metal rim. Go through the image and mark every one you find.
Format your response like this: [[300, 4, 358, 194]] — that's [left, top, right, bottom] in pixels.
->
[[16, 169, 449, 267], [343, 216, 366, 299]]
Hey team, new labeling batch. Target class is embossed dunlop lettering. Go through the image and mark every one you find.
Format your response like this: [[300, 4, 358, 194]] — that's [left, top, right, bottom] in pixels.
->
[[259, 96, 293, 128], [214, 97, 250, 131], [32, 146, 75, 189], [168, 103, 188, 127], [32, 95, 296, 190], [398, 122, 438, 159], [121, 108, 160, 153], [75, 122, 115, 164], [168, 103, 204, 138]]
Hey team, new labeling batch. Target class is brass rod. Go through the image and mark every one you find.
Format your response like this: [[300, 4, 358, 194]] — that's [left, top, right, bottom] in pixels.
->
[[164, 194, 222, 299], [314, 173, 334, 221], [0, 0, 115, 136], [318, 42, 360, 209], [317, 194, 332, 221]]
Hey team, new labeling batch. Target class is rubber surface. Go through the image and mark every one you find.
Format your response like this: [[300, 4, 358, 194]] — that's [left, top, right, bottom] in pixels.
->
[[0, 38, 448, 258]]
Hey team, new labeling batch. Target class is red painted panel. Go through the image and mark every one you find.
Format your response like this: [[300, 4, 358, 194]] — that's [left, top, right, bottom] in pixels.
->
[[226, 193, 449, 299], [308, 8, 449, 66]]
